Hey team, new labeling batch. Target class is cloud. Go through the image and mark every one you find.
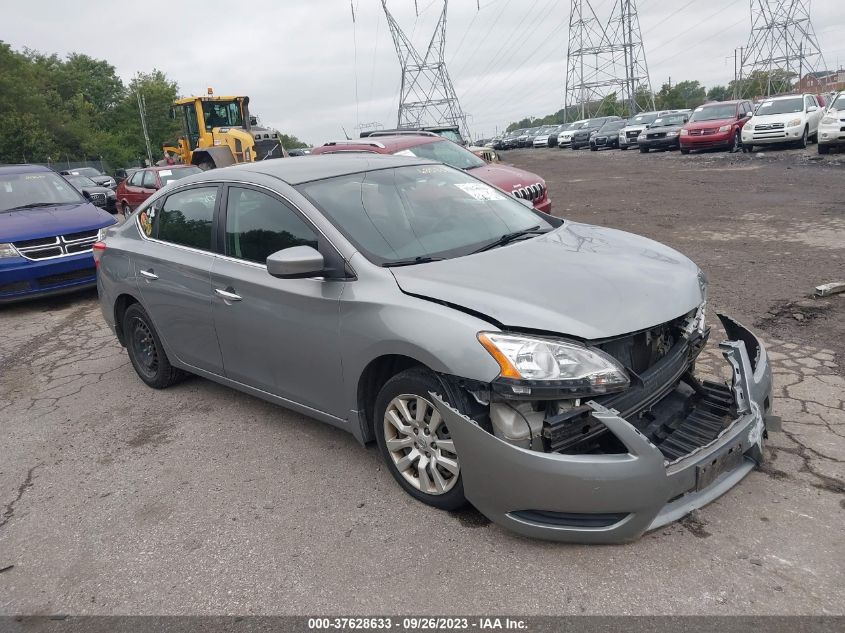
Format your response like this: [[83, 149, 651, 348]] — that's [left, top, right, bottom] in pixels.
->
[[3, 0, 842, 143]]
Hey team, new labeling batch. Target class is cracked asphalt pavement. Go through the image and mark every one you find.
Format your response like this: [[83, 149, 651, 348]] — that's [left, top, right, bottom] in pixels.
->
[[1, 148, 843, 615]]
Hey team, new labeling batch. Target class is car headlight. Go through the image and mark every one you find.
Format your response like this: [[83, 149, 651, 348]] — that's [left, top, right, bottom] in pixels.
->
[[680, 129, 689, 136], [96, 228, 108, 241], [745, 124, 754, 131], [0, 243, 21, 258], [718, 125, 731, 132], [821, 116, 836, 125], [478, 332, 630, 398], [638, 133, 646, 140], [787, 118, 802, 128], [107, 190, 116, 198]]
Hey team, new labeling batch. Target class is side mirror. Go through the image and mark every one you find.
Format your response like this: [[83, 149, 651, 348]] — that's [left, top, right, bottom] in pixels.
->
[[807, 105, 818, 112], [267, 246, 324, 279], [743, 111, 752, 118]]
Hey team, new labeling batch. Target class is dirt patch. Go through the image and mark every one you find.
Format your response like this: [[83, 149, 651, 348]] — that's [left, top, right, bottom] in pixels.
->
[[756, 295, 845, 363]]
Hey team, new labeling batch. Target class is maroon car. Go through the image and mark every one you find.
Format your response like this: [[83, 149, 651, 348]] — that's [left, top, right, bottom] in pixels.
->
[[114, 165, 201, 215], [680, 100, 755, 154], [309, 134, 552, 213]]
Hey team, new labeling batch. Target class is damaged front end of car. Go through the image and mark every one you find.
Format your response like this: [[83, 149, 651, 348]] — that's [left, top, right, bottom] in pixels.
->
[[432, 312, 774, 543]]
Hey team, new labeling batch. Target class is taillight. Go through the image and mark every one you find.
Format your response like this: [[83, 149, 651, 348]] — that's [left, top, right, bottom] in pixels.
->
[[92, 242, 106, 267]]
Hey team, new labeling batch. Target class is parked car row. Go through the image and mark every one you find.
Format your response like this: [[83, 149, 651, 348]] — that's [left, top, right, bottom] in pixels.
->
[[487, 91, 841, 156]]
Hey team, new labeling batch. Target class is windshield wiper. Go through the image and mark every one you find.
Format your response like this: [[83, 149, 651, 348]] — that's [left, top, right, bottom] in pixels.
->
[[472, 226, 546, 254], [382, 256, 446, 268], [3, 202, 68, 211]]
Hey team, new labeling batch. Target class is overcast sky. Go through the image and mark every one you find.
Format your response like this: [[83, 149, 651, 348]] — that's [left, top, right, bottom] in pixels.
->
[[3, 0, 843, 143]]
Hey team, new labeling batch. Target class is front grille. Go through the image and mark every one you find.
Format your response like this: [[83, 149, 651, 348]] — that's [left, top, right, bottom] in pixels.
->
[[13, 229, 99, 261], [647, 132, 667, 139], [89, 192, 107, 207], [753, 122, 785, 131], [510, 510, 629, 529], [595, 137, 607, 144], [512, 183, 546, 202], [689, 128, 718, 136], [37, 268, 96, 288], [627, 130, 640, 138]]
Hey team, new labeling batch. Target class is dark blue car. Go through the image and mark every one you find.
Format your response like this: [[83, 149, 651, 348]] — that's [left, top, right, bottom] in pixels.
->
[[1, 164, 117, 303]]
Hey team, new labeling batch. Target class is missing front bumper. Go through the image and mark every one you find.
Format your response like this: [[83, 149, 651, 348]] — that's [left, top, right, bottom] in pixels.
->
[[431, 314, 774, 543]]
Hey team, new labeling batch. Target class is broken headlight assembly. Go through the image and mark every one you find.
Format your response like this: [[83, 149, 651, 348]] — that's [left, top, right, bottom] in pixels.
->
[[478, 332, 630, 399]]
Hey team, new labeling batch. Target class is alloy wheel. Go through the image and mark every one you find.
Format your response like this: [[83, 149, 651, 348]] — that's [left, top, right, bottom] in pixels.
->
[[383, 394, 459, 496]]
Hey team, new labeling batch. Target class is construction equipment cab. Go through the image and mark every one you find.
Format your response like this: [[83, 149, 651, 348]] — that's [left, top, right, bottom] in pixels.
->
[[165, 94, 286, 170]]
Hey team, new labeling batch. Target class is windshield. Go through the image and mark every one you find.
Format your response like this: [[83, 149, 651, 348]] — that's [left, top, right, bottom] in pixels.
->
[[652, 114, 688, 127], [599, 121, 626, 132], [1, 171, 84, 212], [830, 93, 844, 110], [630, 113, 658, 125], [297, 164, 552, 265], [689, 104, 737, 122], [434, 129, 462, 144], [65, 175, 98, 188], [396, 139, 485, 170], [66, 167, 101, 178], [158, 166, 201, 186], [756, 97, 804, 115], [202, 100, 244, 129]]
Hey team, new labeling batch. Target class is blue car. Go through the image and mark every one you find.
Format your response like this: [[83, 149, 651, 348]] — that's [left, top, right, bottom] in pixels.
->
[[1, 164, 117, 303]]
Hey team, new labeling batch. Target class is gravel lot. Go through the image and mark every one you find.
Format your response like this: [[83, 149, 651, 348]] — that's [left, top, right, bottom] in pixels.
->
[[1, 146, 843, 616]]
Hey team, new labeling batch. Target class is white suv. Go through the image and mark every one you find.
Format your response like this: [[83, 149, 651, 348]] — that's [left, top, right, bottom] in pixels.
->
[[818, 92, 844, 155], [742, 94, 824, 151]]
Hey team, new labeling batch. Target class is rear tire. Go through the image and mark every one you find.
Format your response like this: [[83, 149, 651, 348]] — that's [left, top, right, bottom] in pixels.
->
[[122, 203, 132, 217], [798, 126, 808, 149], [197, 159, 215, 171], [123, 304, 186, 389], [374, 368, 469, 511]]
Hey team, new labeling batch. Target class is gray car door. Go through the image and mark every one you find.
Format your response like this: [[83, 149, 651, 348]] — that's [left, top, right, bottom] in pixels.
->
[[134, 185, 224, 373], [210, 184, 346, 417]]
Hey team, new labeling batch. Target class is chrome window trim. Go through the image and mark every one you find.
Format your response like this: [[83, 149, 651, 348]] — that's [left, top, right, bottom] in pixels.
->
[[134, 179, 356, 279]]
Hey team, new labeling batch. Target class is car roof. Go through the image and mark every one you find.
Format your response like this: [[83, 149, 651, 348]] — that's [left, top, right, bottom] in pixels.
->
[[700, 100, 743, 106], [182, 154, 434, 186], [0, 164, 53, 175], [143, 165, 198, 172], [314, 134, 441, 154]]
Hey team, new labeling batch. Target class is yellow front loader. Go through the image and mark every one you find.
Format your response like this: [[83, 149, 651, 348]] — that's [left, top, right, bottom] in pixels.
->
[[164, 94, 286, 170]]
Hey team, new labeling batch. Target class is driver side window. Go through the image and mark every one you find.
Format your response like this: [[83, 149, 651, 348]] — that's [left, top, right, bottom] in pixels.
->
[[225, 187, 318, 264], [142, 171, 157, 189]]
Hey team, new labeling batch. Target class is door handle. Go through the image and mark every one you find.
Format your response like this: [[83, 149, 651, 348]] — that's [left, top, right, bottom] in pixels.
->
[[140, 269, 158, 280], [215, 288, 242, 302]]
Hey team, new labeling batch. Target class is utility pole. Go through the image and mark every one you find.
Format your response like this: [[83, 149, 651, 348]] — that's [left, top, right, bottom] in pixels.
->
[[564, 0, 653, 120], [740, 0, 825, 97], [381, 1, 470, 140], [136, 91, 154, 166]]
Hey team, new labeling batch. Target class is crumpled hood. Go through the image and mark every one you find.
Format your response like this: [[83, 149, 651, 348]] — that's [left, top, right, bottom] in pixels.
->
[[468, 163, 545, 192], [0, 203, 115, 242], [390, 222, 703, 340]]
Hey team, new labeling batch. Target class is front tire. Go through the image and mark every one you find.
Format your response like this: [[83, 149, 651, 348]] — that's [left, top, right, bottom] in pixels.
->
[[123, 304, 186, 389], [375, 368, 467, 511], [730, 131, 741, 153], [743, 143, 753, 153], [680, 148, 690, 155], [639, 146, 649, 153]]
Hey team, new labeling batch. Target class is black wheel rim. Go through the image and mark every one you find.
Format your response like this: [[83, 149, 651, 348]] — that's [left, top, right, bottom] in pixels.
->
[[130, 317, 158, 379]]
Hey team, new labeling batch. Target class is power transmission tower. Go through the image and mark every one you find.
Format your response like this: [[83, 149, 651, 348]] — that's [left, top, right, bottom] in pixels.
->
[[564, 0, 654, 121], [381, 0, 470, 139], [739, 0, 826, 97]]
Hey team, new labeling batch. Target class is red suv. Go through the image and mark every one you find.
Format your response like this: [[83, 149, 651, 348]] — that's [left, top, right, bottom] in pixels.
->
[[114, 165, 201, 215], [680, 100, 754, 154], [309, 134, 552, 213]]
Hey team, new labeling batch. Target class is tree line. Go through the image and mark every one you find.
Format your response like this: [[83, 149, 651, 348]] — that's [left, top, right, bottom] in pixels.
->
[[504, 70, 799, 132], [0, 41, 308, 171]]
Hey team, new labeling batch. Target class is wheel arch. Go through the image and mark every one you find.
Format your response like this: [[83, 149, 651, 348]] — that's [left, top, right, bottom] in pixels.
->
[[356, 354, 430, 443], [113, 292, 142, 346]]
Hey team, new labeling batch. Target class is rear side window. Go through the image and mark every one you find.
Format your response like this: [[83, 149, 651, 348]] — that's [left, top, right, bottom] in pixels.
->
[[225, 187, 318, 264], [157, 186, 218, 251], [142, 171, 156, 189], [129, 171, 144, 186]]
